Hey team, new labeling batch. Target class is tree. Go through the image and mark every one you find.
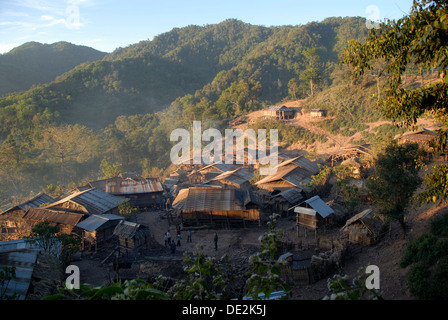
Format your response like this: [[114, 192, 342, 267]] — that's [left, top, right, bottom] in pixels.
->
[[300, 47, 323, 97], [343, 0, 448, 208], [0, 266, 17, 300], [343, 0, 448, 127], [367, 142, 423, 235], [27, 220, 61, 256]]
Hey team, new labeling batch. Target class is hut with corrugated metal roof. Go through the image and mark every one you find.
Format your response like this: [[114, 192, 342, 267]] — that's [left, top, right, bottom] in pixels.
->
[[172, 187, 260, 228], [269, 188, 304, 217], [75, 214, 124, 251], [293, 195, 334, 231], [43, 188, 126, 216], [340, 209, 385, 245], [87, 175, 165, 210], [22, 208, 85, 235], [113, 220, 150, 252], [0, 193, 56, 240], [202, 167, 254, 189], [255, 156, 320, 193]]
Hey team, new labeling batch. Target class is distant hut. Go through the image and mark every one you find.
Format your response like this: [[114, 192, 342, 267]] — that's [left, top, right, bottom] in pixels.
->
[[310, 109, 327, 117], [172, 187, 260, 228], [264, 105, 296, 120], [395, 128, 438, 151], [202, 167, 254, 189], [293, 196, 334, 236], [340, 209, 385, 245]]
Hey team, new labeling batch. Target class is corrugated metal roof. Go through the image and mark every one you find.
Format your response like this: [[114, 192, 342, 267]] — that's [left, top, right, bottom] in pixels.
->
[[0, 240, 40, 300], [23, 208, 85, 226], [1, 193, 55, 215], [105, 178, 163, 194], [76, 214, 124, 232], [297, 196, 334, 218], [113, 220, 148, 239], [271, 188, 304, 204], [199, 163, 242, 173], [45, 188, 126, 215], [266, 105, 289, 111], [172, 187, 253, 211], [278, 156, 320, 175], [206, 168, 254, 186]]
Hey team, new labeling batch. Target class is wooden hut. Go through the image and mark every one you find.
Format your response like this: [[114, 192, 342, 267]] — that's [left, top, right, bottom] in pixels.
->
[[75, 214, 124, 251], [22, 208, 85, 235], [44, 188, 126, 216], [269, 188, 304, 217], [172, 187, 260, 228], [113, 220, 150, 252], [294, 196, 334, 232], [310, 109, 327, 117], [202, 167, 254, 189], [264, 105, 296, 120], [340, 209, 384, 245], [396, 128, 438, 151]]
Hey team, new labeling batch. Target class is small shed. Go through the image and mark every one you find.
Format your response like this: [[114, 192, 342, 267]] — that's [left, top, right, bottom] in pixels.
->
[[113, 220, 150, 252], [269, 188, 304, 217], [294, 196, 334, 230], [264, 105, 296, 120], [202, 168, 254, 189], [396, 128, 438, 150], [310, 109, 327, 117], [75, 214, 124, 251], [340, 209, 384, 245]]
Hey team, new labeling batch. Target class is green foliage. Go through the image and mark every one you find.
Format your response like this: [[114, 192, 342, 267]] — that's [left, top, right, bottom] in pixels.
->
[[400, 211, 448, 299], [0, 266, 17, 300], [43, 279, 169, 300], [367, 142, 423, 233], [323, 267, 383, 300], [117, 199, 139, 218], [245, 213, 290, 300]]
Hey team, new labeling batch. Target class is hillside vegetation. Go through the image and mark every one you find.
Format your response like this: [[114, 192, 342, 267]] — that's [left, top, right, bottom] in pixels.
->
[[0, 17, 422, 202]]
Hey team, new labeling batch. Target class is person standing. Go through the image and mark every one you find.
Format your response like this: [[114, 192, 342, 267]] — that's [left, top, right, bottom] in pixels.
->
[[214, 232, 218, 251], [187, 230, 192, 243], [166, 230, 171, 244], [177, 233, 182, 246]]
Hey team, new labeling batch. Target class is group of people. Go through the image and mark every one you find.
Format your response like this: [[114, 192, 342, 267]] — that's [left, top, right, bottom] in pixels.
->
[[164, 225, 193, 254], [163, 227, 219, 253]]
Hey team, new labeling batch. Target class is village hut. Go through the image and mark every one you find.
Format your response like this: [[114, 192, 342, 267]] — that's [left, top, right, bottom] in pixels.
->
[[269, 188, 304, 217], [113, 220, 150, 253], [87, 175, 165, 210], [198, 163, 243, 181], [202, 167, 254, 189], [340, 157, 364, 179], [395, 128, 438, 151], [44, 188, 126, 216], [293, 196, 334, 233], [0, 193, 56, 239], [310, 109, 327, 117], [340, 209, 385, 245], [264, 105, 296, 120], [172, 187, 260, 228], [22, 208, 85, 235], [74, 214, 124, 251], [255, 156, 319, 193]]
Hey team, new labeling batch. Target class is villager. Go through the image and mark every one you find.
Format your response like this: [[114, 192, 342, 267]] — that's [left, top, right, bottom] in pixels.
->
[[214, 232, 218, 251], [166, 230, 171, 244], [164, 234, 168, 246], [177, 233, 182, 246], [187, 230, 192, 243], [169, 241, 176, 254]]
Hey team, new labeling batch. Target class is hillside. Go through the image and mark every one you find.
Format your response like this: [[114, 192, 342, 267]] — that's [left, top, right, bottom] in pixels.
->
[[0, 41, 106, 96]]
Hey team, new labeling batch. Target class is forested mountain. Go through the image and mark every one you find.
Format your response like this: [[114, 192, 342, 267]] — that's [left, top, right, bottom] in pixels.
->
[[0, 17, 374, 201], [0, 41, 106, 96]]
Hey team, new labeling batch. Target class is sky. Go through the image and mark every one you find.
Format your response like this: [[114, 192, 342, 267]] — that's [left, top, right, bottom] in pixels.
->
[[0, 0, 415, 54]]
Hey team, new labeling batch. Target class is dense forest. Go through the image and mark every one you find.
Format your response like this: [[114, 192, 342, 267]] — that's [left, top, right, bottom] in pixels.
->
[[0, 17, 400, 204], [0, 41, 107, 96]]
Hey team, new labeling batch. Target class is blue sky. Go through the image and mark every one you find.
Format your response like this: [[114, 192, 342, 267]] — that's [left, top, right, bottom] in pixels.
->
[[0, 0, 414, 54]]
